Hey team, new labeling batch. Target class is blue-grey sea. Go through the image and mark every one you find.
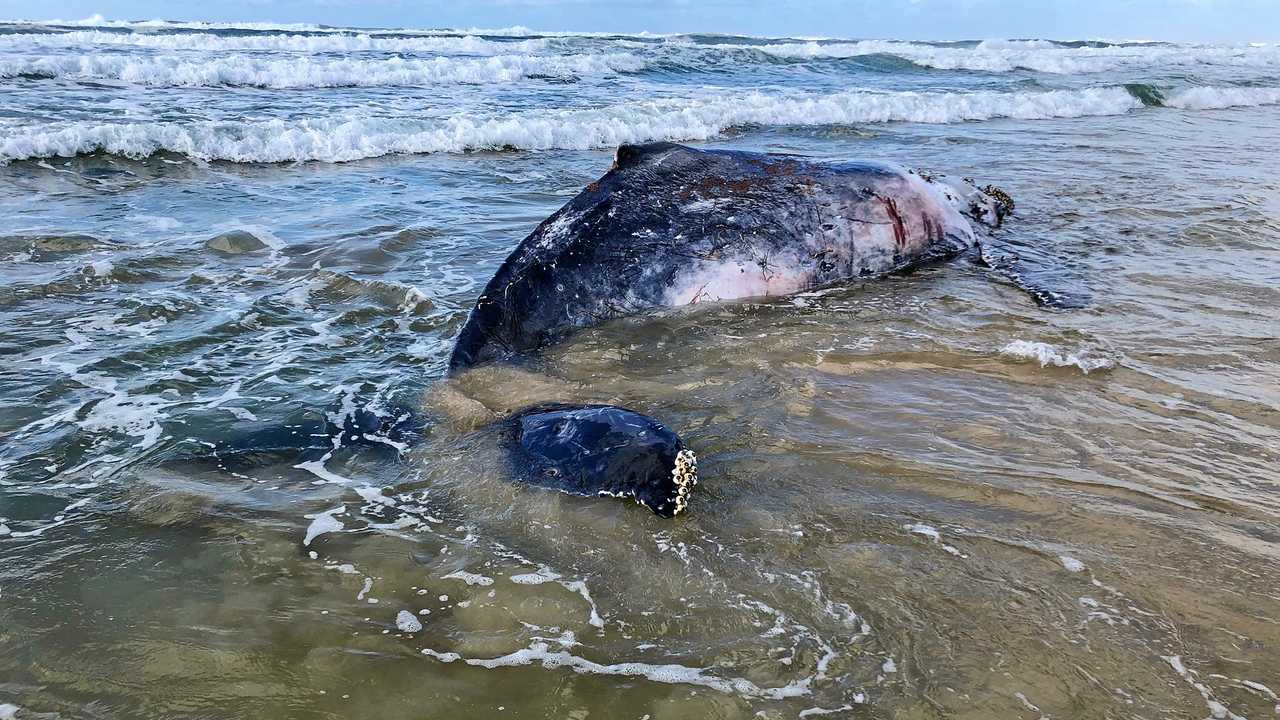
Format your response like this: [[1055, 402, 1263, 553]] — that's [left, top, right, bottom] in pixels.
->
[[1, 18, 1279, 720]]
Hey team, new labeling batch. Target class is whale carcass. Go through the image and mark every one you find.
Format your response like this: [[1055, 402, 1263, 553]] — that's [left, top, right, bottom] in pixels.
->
[[450, 141, 1012, 371]]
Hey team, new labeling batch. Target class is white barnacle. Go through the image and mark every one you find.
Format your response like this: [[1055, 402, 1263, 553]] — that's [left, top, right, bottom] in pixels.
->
[[670, 449, 699, 515]]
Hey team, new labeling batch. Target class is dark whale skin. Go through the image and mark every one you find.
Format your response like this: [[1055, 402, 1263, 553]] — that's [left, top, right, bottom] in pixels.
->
[[496, 404, 697, 517], [450, 141, 1009, 371]]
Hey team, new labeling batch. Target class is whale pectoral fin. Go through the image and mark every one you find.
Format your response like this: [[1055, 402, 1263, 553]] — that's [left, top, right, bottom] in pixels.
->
[[976, 239, 1091, 309], [496, 404, 694, 518]]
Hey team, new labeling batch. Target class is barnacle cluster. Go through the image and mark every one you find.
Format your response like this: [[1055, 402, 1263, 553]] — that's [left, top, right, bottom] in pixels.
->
[[671, 448, 699, 515], [982, 184, 1015, 215]]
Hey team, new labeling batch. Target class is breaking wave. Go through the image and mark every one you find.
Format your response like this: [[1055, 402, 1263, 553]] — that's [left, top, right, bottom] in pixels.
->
[[1000, 340, 1117, 374], [1163, 85, 1280, 109], [0, 29, 552, 55], [1, 16, 641, 37], [1, 79, 1270, 164], [717, 39, 1280, 74], [0, 52, 646, 87], [0, 86, 1146, 163], [2, 15, 345, 32], [4, 25, 1277, 81]]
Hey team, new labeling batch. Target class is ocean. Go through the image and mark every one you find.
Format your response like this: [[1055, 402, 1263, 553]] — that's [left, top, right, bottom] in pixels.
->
[[1, 17, 1278, 719]]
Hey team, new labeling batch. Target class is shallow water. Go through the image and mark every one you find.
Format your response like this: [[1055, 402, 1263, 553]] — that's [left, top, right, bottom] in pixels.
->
[[2, 20, 1280, 720]]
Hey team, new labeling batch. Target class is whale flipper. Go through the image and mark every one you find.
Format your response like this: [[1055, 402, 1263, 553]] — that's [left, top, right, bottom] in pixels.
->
[[494, 404, 697, 518], [978, 236, 1092, 309]]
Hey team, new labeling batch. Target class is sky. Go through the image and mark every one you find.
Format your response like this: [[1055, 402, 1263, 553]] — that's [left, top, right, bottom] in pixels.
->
[[1, 0, 1276, 42]]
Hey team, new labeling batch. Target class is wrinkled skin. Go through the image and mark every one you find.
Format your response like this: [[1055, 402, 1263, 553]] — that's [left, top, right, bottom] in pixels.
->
[[450, 141, 1009, 371]]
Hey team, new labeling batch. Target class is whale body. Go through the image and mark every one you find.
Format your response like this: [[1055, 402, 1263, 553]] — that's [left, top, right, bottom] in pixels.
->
[[450, 141, 1011, 371], [181, 145, 1019, 522]]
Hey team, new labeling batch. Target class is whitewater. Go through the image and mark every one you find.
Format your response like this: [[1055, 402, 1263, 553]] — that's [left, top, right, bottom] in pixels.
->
[[0, 18, 1277, 164]]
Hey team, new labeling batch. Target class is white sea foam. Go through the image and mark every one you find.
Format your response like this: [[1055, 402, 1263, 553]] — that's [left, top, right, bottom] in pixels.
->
[[1, 16, 654, 38], [0, 52, 643, 87], [799, 704, 862, 717], [303, 505, 345, 546], [293, 458, 353, 484], [28, 367, 173, 449], [509, 566, 561, 584], [419, 641, 813, 699], [975, 39, 1061, 51], [443, 570, 495, 586], [6, 15, 342, 32], [1165, 86, 1280, 110], [904, 523, 941, 541], [354, 485, 397, 507], [6, 498, 90, 538], [1000, 340, 1116, 374], [561, 579, 605, 628], [357, 577, 375, 601], [1164, 655, 1246, 720], [0, 29, 551, 55], [504, 565, 603, 627], [0, 86, 1144, 164], [395, 609, 423, 633], [718, 39, 1280, 74], [1059, 555, 1087, 573]]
